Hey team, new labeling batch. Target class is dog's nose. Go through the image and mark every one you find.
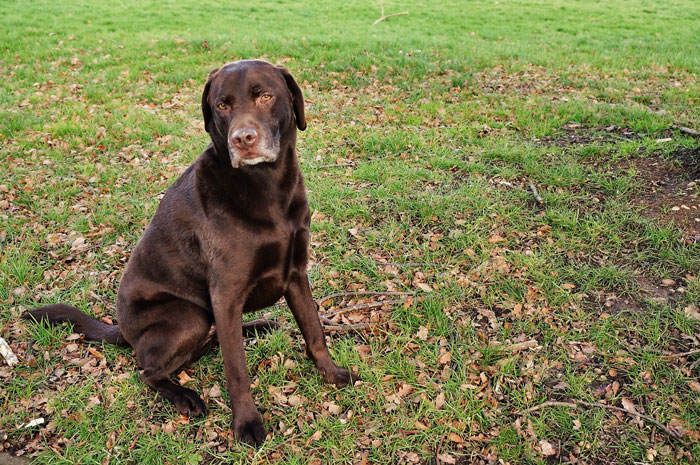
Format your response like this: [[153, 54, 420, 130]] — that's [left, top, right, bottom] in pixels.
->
[[231, 127, 258, 149]]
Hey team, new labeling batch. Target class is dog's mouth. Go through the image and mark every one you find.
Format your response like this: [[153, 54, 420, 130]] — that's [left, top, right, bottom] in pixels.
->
[[228, 141, 280, 168]]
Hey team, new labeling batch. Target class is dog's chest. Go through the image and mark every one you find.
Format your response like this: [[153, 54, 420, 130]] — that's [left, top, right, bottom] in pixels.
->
[[243, 226, 308, 311]]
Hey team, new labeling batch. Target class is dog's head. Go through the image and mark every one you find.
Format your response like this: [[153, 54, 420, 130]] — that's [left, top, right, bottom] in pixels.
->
[[202, 60, 306, 168]]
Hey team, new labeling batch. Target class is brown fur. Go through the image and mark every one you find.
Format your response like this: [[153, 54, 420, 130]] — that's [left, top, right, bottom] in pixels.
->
[[24, 60, 358, 446]]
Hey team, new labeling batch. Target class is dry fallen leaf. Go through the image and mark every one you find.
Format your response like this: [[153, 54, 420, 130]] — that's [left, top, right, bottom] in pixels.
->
[[437, 454, 456, 464], [438, 351, 452, 365], [306, 429, 322, 445], [539, 440, 557, 456], [86, 347, 104, 359], [323, 401, 341, 414], [397, 383, 414, 398], [416, 282, 433, 293], [621, 397, 637, 414], [207, 383, 221, 398], [488, 233, 506, 243], [434, 391, 446, 409], [683, 305, 700, 320], [177, 370, 195, 386]]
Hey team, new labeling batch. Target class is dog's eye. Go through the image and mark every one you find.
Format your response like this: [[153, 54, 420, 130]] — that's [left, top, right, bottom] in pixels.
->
[[260, 94, 273, 102], [216, 103, 227, 110]]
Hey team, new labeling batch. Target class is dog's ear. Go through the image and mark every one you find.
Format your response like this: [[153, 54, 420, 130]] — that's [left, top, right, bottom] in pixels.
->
[[201, 68, 219, 134], [277, 66, 306, 131]]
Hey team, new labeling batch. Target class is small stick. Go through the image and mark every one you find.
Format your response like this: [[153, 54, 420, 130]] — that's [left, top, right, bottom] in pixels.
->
[[672, 125, 700, 137], [313, 162, 357, 169], [316, 291, 414, 306], [372, 0, 408, 25], [0, 337, 19, 366], [662, 347, 700, 358], [321, 299, 407, 319], [322, 322, 375, 333], [435, 435, 446, 463], [522, 400, 685, 443], [468, 339, 539, 360], [374, 260, 450, 268], [500, 339, 539, 352], [528, 181, 543, 204], [372, 11, 409, 25]]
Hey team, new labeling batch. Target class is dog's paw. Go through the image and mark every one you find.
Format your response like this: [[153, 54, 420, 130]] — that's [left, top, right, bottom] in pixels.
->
[[233, 413, 267, 446], [173, 388, 207, 417], [323, 366, 360, 387]]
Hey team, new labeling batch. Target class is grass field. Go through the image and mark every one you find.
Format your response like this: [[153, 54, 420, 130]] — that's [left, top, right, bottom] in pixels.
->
[[1, 0, 700, 463]]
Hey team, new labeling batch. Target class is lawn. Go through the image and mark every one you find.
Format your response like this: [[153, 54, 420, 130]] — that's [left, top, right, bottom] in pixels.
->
[[1, 0, 699, 463]]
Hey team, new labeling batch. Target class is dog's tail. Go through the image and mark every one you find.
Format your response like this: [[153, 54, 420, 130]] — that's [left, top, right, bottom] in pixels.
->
[[23, 304, 130, 347]]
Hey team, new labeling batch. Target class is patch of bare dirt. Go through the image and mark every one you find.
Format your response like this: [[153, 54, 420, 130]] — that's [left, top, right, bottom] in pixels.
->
[[535, 122, 639, 147], [632, 147, 700, 244], [537, 123, 700, 242]]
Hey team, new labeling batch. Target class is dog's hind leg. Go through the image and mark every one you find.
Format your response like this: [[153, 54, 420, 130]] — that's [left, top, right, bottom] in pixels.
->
[[128, 301, 213, 417]]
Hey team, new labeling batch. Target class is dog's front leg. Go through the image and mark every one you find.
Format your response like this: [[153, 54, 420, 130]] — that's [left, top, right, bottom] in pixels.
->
[[285, 271, 359, 386], [211, 291, 266, 446]]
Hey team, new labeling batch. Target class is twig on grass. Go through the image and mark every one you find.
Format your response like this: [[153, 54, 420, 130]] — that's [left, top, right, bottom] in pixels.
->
[[672, 125, 700, 137], [496, 339, 539, 352], [492, 179, 544, 205], [522, 400, 685, 444], [372, 11, 409, 25], [321, 299, 407, 319], [372, 0, 408, 25], [469, 339, 540, 360], [528, 181, 544, 204], [662, 347, 700, 358], [315, 290, 414, 306], [435, 435, 446, 464], [313, 161, 358, 169], [374, 260, 452, 268], [322, 322, 375, 333], [315, 291, 414, 332]]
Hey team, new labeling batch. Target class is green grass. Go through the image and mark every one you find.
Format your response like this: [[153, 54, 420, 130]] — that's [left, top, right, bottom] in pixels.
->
[[1, 0, 700, 463]]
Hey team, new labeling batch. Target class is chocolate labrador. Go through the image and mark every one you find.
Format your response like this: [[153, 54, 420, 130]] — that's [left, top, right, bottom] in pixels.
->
[[24, 59, 358, 446]]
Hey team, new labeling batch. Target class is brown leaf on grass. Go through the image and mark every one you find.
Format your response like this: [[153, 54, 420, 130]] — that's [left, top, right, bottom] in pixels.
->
[[684, 305, 700, 320], [434, 392, 446, 409], [305, 429, 322, 445], [621, 397, 644, 427], [414, 420, 428, 430], [162, 420, 176, 433], [397, 383, 414, 398], [206, 383, 221, 398], [539, 440, 557, 456], [177, 370, 195, 386], [488, 233, 506, 243], [86, 347, 104, 359], [448, 432, 464, 444], [322, 401, 341, 414], [438, 351, 452, 365], [437, 453, 457, 464], [416, 282, 433, 292]]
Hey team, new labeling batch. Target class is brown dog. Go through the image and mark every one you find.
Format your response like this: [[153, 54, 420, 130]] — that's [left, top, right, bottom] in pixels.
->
[[24, 60, 358, 446]]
